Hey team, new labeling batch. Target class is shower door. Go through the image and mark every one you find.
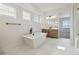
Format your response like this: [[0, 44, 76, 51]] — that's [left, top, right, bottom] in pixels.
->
[[59, 17, 70, 39]]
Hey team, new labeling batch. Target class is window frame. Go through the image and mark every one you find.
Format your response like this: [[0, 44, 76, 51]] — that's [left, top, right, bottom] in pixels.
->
[[0, 4, 16, 18]]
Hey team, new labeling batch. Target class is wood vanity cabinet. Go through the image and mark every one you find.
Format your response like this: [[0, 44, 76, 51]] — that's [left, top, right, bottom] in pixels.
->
[[42, 29, 58, 38]]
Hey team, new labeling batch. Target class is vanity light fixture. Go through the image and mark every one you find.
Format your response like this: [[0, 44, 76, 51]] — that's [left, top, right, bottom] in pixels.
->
[[46, 16, 56, 19], [51, 16, 56, 19]]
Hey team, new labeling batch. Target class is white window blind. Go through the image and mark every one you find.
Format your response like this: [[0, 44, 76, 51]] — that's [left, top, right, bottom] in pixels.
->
[[23, 10, 31, 20], [0, 4, 16, 18], [32, 15, 40, 23]]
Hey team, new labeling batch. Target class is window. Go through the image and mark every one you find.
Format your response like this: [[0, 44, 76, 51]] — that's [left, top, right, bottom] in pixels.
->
[[61, 17, 70, 28], [62, 20, 70, 28], [23, 10, 31, 20], [0, 4, 16, 18], [32, 15, 40, 23]]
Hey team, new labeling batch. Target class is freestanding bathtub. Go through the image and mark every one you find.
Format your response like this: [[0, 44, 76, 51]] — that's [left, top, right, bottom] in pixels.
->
[[23, 33, 47, 48]]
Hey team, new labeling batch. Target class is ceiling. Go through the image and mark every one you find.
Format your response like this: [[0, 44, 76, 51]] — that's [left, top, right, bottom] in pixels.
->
[[13, 3, 72, 13], [31, 3, 72, 12]]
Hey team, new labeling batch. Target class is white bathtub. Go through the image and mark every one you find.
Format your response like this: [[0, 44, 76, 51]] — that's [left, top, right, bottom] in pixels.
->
[[23, 33, 47, 48]]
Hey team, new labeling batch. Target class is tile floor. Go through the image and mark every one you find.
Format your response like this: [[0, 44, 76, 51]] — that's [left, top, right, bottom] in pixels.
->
[[2, 38, 79, 55]]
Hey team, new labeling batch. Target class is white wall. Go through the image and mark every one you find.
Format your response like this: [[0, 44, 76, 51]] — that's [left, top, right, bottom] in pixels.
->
[[0, 4, 42, 52]]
